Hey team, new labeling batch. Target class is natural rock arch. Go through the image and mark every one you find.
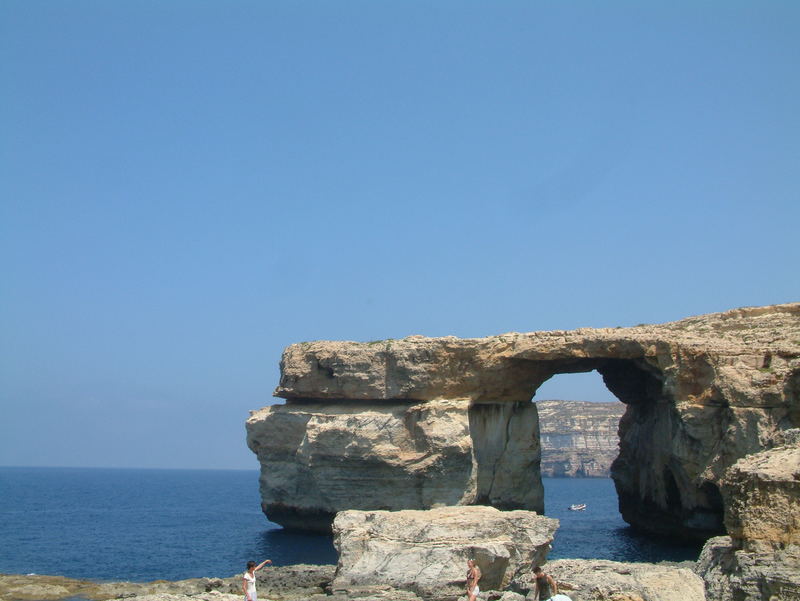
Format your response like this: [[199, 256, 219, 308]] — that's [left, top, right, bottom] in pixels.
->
[[246, 303, 799, 540]]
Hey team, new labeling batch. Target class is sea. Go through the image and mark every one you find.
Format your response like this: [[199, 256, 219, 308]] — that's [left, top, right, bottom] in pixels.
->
[[0, 467, 702, 582]]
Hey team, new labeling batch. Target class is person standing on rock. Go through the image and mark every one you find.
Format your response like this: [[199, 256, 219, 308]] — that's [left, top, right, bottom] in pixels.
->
[[243, 559, 272, 601], [466, 559, 481, 601], [532, 566, 558, 601]]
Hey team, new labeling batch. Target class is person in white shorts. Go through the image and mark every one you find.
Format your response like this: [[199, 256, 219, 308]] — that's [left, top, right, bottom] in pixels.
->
[[243, 558, 272, 601], [466, 559, 481, 601]]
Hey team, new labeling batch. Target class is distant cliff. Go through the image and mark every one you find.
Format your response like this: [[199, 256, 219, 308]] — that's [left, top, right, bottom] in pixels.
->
[[536, 400, 625, 477]]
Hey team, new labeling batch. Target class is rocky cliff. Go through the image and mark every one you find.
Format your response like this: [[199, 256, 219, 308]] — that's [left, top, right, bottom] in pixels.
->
[[696, 429, 800, 601], [247, 303, 800, 540], [536, 400, 625, 477]]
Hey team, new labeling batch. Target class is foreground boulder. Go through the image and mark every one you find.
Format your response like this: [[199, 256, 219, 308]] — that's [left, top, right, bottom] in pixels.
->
[[696, 429, 800, 601], [248, 303, 800, 540], [509, 559, 705, 601], [331, 506, 558, 601]]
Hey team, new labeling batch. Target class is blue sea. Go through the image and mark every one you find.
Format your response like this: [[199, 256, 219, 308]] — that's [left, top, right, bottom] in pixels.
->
[[0, 468, 700, 582]]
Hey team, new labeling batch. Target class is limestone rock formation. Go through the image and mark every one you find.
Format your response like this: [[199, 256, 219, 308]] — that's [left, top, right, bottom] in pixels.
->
[[510, 559, 705, 601], [331, 506, 558, 601], [247, 303, 800, 539], [536, 400, 625, 477], [246, 400, 541, 532], [695, 429, 800, 601]]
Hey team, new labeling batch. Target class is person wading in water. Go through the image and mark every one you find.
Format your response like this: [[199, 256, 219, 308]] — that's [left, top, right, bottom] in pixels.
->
[[532, 565, 558, 601]]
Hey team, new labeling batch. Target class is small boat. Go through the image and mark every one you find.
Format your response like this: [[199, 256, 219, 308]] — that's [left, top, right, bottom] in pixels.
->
[[568, 503, 587, 511]]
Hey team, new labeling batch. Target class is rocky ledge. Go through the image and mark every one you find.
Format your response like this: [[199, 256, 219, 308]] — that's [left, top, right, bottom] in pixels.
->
[[0, 559, 705, 601], [695, 428, 800, 601], [0, 566, 334, 601], [247, 303, 800, 540]]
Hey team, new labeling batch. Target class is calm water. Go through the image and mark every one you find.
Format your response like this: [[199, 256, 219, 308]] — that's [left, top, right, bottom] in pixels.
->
[[0, 468, 700, 581], [543, 477, 701, 562]]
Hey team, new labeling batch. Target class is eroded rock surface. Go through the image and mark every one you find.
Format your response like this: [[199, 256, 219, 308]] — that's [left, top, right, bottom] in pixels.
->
[[509, 559, 705, 601], [536, 400, 625, 477], [0, 566, 335, 601], [247, 400, 541, 531], [331, 506, 558, 601], [248, 303, 800, 539], [696, 429, 800, 601]]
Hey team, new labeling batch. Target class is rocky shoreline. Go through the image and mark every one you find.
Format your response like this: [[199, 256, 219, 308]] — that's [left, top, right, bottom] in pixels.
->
[[0, 558, 705, 601], [8, 304, 796, 601]]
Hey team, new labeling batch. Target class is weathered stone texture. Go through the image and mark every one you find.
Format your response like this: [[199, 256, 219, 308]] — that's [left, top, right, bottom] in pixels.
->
[[246, 400, 542, 531], [696, 430, 800, 601], [0, 567, 335, 601], [331, 506, 558, 601], [510, 559, 705, 601], [536, 400, 625, 477], [248, 303, 800, 539]]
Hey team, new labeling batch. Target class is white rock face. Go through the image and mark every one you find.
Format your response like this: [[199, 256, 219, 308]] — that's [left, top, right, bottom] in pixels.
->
[[331, 506, 558, 601], [246, 400, 542, 531], [512, 559, 705, 601]]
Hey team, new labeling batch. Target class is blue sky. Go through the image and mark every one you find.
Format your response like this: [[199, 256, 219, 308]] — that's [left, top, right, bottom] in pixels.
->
[[1, 1, 798, 469]]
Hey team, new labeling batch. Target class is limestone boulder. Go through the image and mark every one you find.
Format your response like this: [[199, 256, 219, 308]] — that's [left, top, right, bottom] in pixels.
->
[[696, 431, 800, 601], [510, 559, 704, 601], [696, 536, 800, 601], [722, 435, 800, 549], [331, 506, 558, 601]]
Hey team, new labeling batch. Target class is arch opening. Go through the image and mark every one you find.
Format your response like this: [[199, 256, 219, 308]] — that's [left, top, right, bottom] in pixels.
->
[[534, 370, 623, 479], [467, 357, 726, 542]]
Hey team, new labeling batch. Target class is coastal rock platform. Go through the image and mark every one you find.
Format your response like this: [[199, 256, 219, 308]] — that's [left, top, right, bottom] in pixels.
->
[[0, 559, 706, 601], [510, 558, 705, 601], [0, 565, 334, 601]]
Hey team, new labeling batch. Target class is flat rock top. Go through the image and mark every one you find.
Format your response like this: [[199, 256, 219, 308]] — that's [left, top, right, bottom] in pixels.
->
[[335, 506, 558, 544], [290, 303, 800, 354], [274, 303, 800, 402], [728, 442, 800, 482], [538, 559, 705, 601]]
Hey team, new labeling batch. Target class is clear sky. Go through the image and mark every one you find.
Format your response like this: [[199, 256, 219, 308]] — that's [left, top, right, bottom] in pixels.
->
[[1, 1, 798, 469]]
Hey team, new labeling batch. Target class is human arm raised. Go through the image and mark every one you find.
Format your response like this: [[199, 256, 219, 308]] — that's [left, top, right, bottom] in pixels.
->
[[255, 559, 272, 571]]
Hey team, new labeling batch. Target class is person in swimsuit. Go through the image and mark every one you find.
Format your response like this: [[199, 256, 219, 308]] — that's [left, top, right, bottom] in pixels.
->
[[532, 565, 558, 601], [466, 559, 481, 601], [242, 559, 272, 601]]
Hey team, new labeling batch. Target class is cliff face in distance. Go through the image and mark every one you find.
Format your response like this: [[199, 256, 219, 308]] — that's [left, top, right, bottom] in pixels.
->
[[536, 400, 625, 477]]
